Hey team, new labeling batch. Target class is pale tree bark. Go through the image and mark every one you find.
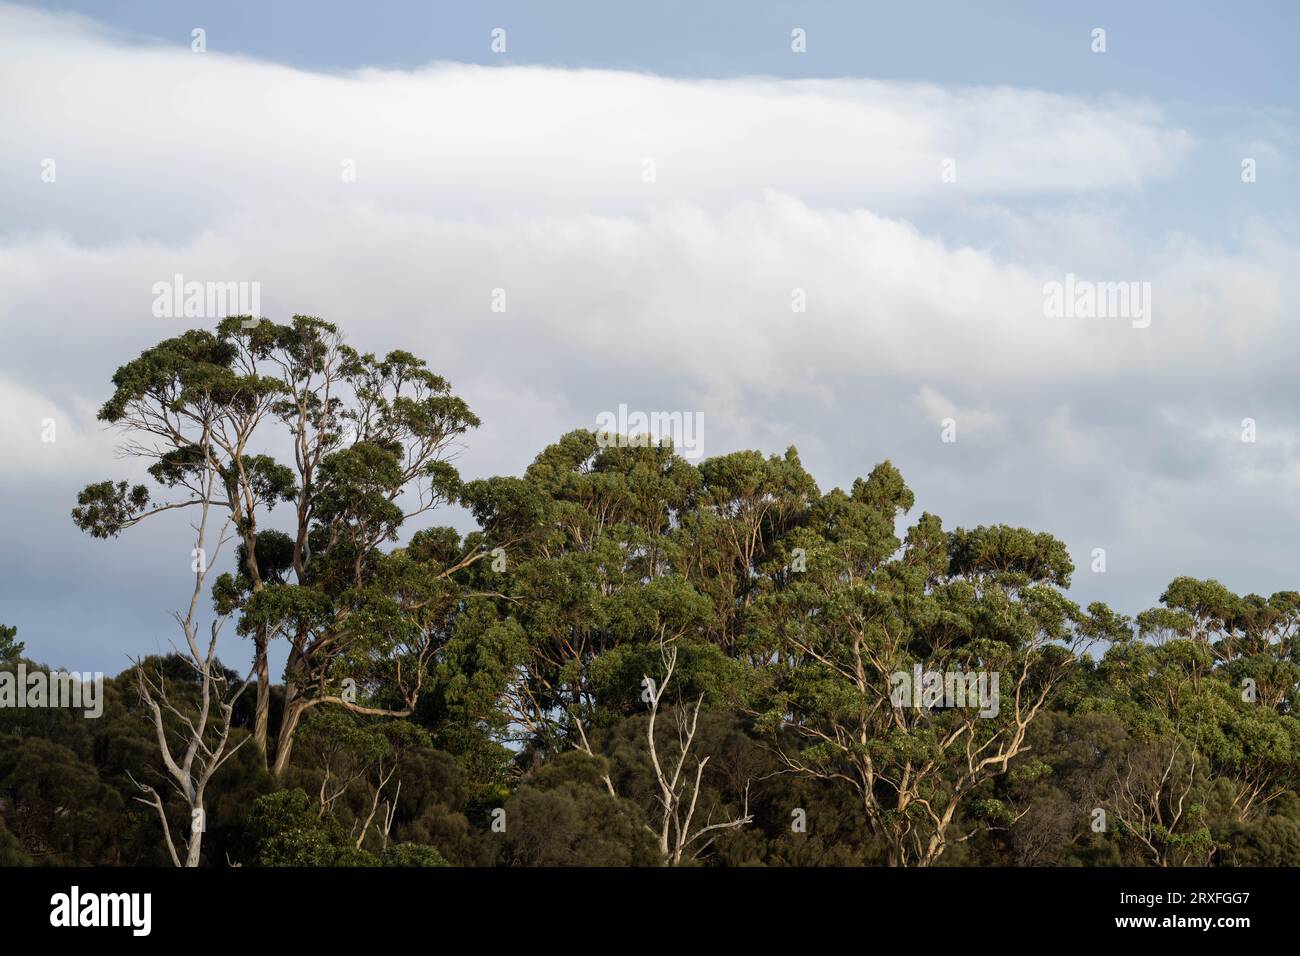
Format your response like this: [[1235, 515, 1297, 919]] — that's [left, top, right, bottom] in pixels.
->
[[779, 618, 1089, 867], [1108, 736, 1214, 867], [645, 639, 753, 865], [78, 328, 282, 767], [352, 759, 399, 851], [577, 634, 752, 865], [128, 428, 252, 867]]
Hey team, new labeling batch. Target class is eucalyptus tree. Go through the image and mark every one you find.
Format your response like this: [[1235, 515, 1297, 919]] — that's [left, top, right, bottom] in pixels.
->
[[1092, 579, 1300, 826], [754, 462, 1130, 865], [74, 316, 486, 778], [72, 321, 287, 754], [126, 440, 252, 866], [676, 447, 818, 657], [461, 430, 702, 750]]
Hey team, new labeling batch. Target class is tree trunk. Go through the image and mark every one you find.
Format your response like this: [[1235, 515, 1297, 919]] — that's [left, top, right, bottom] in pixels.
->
[[186, 787, 204, 868], [252, 630, 270, 760], [272, 693, 306, 781]]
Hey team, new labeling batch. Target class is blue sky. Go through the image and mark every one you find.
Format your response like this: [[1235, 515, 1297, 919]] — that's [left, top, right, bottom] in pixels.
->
[[34, 0, 1300, 104], [2, 1, 1298, 676]]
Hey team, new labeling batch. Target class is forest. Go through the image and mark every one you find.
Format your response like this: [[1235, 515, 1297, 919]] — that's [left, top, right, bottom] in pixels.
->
[[2, 315, 1298, 868]]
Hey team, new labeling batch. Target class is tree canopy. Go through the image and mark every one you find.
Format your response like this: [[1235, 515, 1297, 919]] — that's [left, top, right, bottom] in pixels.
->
[[5, 316, 1296, 867]]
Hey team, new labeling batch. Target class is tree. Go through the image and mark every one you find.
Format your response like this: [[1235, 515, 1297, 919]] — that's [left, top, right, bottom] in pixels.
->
[[460, 431, 700, 751], [1106, 734, 1216, 866], [625, 636, 752, 863], [73, 322, 288, 757], [497, 752, 660, 866], [1091, 580, 1300, 829], [0, 734, 123, 864], [124, 434, 253, 867], [55, 355, 1300, 868], [74, 316, 486, 779], [0, 625, 23, 662], [756, 465, 1130, 865]]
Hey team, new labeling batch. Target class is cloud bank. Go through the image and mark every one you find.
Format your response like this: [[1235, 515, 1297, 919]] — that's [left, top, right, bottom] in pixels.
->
[[1, 3, 1296, 672]]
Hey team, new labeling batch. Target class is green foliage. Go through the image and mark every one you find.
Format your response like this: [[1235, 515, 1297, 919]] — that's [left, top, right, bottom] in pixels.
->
[[36, 316, 1300, 867], [0, 625, 23, 661], [498, 753, 660, 866], [247, 789, 360, 866], [382, 843, 448, 866]]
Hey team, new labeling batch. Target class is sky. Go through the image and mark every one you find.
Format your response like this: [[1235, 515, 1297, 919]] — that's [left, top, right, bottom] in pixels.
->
[[1, 1, 1298, 677]]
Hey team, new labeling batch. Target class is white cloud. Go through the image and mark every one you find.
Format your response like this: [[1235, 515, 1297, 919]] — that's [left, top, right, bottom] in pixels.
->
[[0, 4, 1193, 238], [0, 376, 109, 475], [915, 385, 1004, 437]]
